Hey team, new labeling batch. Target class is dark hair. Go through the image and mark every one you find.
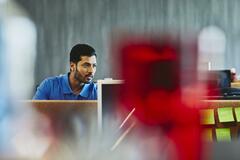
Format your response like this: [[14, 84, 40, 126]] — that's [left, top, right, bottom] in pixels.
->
[[70, 44, 97, 63]]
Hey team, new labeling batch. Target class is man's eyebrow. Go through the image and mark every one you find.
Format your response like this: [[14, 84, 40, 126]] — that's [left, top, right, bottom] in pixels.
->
[[81, 62, 97, 65], [81, 62, 91, 65]]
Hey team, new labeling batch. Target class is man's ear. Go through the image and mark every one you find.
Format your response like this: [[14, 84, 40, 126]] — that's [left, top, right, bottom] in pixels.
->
[[70, 62, 76, 72]]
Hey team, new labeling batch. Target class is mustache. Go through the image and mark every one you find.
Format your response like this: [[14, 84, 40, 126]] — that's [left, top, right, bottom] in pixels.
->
[[86, 74, 94, 78]]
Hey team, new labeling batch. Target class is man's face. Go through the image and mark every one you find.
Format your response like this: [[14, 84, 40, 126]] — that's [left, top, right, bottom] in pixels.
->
[[71, 56, 97, 84]]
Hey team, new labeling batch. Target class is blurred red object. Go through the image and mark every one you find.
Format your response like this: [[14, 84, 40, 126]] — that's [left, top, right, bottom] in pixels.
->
[[117, 34, 203, 160]]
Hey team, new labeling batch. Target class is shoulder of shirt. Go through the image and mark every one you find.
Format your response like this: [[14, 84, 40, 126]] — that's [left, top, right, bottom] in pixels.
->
[[42, 74, 65, 83]]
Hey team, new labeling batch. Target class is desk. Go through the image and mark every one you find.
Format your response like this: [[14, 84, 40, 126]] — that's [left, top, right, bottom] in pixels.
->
[[21, 100, 97, 109], [21, 100, 98, 134], [19, 100, 98, 159]]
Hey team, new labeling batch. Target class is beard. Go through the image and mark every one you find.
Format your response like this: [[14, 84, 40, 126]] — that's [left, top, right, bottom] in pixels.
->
[[74, 68, 93, 84]]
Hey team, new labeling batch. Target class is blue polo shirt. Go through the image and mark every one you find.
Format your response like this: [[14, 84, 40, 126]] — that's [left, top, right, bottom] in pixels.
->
[[33, 73, 97, 100]]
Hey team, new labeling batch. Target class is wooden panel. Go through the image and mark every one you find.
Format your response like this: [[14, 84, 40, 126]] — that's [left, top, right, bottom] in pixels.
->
[[201, 100, 240, 141], [19, 100, 98, 135], [231, 82, 240, 88]]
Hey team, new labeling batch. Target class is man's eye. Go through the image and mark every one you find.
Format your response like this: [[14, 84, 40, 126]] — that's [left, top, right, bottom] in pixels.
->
[[82, 64, 89, 67]]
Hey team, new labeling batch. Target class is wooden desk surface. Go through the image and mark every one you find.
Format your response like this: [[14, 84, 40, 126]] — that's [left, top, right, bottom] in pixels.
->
[[201, 100, 240, 108], [20, 100, 97, 107], [19, 100, 97, 113]]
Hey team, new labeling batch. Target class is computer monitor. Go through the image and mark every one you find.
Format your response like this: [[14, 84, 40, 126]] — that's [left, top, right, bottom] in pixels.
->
[[204, 70, 240, 99], [97, 80, 124, 131], [207, 69, 231, 89]]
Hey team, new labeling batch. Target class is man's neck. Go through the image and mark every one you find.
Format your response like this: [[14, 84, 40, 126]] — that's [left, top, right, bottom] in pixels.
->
[[69, 73, 84, 94]]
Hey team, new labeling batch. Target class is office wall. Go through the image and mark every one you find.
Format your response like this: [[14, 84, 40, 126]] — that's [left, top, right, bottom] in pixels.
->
[[15, 0, 240, 89]]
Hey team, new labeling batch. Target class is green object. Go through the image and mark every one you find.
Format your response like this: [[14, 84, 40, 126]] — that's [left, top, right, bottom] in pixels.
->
[[215, 128, 231, 141], [202, 128, 213, 141], [234, 107, 240, 122], [200, 109, 215, 125], [217, 107, 234, 123]]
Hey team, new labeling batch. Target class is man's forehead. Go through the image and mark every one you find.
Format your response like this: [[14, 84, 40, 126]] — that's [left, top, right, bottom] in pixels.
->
[[79, 56, 97, 63]]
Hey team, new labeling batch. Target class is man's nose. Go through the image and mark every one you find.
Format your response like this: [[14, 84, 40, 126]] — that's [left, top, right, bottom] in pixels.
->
[[88, 66, 94, 73]]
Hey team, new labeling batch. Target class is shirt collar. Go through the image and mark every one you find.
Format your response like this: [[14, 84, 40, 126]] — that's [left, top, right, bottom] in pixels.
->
[[80, 83, 91, 98]]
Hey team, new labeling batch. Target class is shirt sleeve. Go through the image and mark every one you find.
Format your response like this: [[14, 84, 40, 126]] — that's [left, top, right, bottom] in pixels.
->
[[32, 79, 51, 100]]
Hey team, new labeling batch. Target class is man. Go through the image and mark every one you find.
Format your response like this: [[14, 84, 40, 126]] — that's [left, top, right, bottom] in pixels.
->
[[33, 44, 97, 100]]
